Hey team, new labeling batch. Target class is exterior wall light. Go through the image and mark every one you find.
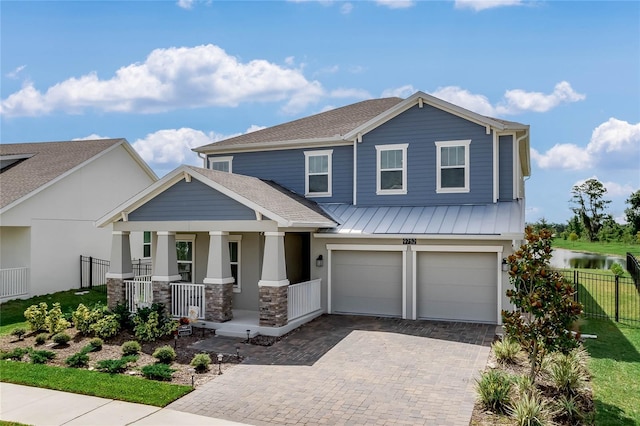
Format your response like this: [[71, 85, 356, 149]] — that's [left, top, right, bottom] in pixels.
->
[[217, 353, 223, 375], [502, 258, 509, 272], [316, 255, 324, 267]]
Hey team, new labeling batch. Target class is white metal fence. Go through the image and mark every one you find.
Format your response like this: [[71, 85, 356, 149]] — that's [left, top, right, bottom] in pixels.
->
[[288, 278, 321, 321], [124, 275, 153, 313], [0, 267, 29, 300], [171, 283, 206, 319]]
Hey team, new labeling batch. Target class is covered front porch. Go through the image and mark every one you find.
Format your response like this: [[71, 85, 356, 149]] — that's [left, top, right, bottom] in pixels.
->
[[97, 166, 335, 337]]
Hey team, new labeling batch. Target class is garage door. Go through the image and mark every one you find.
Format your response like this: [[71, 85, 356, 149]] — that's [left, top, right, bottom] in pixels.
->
[[417, 252, 497, 323], [332, 251, 402, 317]]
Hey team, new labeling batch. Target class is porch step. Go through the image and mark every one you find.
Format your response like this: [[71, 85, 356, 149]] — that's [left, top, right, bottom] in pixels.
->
[[215, 328, 260, 339]]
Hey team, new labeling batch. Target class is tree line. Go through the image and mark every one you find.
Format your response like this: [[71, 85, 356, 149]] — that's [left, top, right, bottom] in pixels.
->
[[528, 178, 640, 243]]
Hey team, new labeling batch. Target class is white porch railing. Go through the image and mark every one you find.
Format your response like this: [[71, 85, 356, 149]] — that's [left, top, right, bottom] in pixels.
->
[[171, 283, 206, 319], [288, 278, 321, 321], [124, 275, 153, 313], [0, 267, 29, 300]]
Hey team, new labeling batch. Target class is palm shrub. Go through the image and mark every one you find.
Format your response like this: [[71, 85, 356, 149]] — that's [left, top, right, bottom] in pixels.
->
[[141, 363, 175, 381], [121, 341, 142, 356], [476, 370, 513, 413], [492, 338, 521, 364], [507, 392, 550, 426], [153, 345, 176, 364], [190, 353, 211, 373]]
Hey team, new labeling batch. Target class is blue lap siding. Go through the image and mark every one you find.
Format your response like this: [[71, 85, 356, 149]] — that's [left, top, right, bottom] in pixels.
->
[[128, 179, 256, 221], [498, 135, 514, 200]]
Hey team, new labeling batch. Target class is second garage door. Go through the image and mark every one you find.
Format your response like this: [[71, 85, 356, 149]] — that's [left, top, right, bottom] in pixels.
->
[[332, 251, 402, 317], [417, 252, 497, 323]]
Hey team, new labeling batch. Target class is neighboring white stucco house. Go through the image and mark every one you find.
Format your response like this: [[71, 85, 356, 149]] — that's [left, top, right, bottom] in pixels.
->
[[0, 139, 157, 301]]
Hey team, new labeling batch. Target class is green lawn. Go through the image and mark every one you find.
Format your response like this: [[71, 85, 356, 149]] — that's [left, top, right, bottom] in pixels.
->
[[552, 238, 638, 257], [0, 287, 106, 334], [0, 360, 191, 407], [580, 318, 640, 425]]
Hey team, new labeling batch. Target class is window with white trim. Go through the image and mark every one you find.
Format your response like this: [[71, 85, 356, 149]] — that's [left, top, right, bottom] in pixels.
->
[[229, 235, 242, 293], [143, 231, 151, 258], [376, 144, 408, 195], [176, 234, 196, 283], [304, 150, 332, 197], [435, 140, 471, 193], [208, 156, 233, 173]]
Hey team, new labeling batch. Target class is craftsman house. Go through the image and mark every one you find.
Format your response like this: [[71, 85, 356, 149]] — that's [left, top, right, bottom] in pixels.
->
[[0, 139, 157, 301], [97, 91, 530, 336]]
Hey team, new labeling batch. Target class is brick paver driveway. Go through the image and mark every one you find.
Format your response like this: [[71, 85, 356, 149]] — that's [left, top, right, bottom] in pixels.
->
[[169, 315, 494, 425]]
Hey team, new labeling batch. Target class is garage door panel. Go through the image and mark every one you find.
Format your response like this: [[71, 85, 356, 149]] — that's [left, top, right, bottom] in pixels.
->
[[332, 251, 402, 317], [417, 252, 497, 323]]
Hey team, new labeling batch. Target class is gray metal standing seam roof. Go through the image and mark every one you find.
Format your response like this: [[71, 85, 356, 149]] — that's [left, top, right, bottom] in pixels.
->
[[318, 201, 524, 236]]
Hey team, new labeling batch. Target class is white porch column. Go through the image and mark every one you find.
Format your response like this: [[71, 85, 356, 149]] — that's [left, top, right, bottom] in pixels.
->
[[258, 232, 289, 327], [204, 231, 234, 322], [152, 231, 180, 282], [105, 231, 133, 309], [151, 231, 180, 309]]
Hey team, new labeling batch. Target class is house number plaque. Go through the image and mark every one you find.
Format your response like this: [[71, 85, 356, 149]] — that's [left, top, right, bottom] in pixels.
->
[[402, 238, 417, 245]]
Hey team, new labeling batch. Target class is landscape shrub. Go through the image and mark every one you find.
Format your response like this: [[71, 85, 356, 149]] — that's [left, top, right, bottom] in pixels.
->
[[89, 313, 121, 339], [121, 341, 142, 356], [554, 394, 584, 424], [476, 370, 513, 414], [112, 302, 134, 330], [141, 364, 175, 381], [28, 349, 56, 364], [24, 302, 48, 332], [120, 354, 139, 364], [153, 345, 176, 364], [190, 353, 211, 373], [507, 392, 550, 426], [35, 333, 48, 345], [545, 352, 588, 395], [610, 263, 625, 277], [88, 337, 104, 351], [65, 351, 90, 368], [71, 304, 93, 334], [10, 327, 27, 341], [45, 303, 70, 334], [133, 304, 177, 342], [96, 358, 128, 374], [0, 348, 29, 361], [52, 332, 71, 346], [492, 338, 521, 364]]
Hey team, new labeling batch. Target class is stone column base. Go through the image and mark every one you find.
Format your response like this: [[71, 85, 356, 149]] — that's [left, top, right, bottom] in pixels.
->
[[106, 278, 125, 310], [152, 281, 171, 312], [205, 283, 233, 322], [259, 285, 288, 327]]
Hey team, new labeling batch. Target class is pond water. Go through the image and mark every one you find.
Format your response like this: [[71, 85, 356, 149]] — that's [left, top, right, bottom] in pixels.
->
[[550, 248, 625, 270]]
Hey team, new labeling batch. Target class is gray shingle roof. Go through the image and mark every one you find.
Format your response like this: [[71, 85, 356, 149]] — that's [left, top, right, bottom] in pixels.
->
[[187, 166, 336, 226], [319, 202, 524, 235], [193, 97, 404, 152], [0, 139, 125, 210]]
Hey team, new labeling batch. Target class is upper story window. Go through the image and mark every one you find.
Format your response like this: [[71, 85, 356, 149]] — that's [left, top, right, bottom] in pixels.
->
[[435, 140, 471, 193], [376, 144, 408, 195], [304, 150, 332, 197], [208, 156, 233, 173]]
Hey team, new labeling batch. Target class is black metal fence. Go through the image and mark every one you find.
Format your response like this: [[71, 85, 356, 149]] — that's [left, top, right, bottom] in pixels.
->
[[80, 255, 110, 293], [132, 258, 153, 276], [627, 252, 640, 286], [556, 269, 639, 326]]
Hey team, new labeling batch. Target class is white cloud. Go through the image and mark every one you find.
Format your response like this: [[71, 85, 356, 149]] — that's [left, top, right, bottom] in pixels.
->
[[72, 134, 110, 140], [348, 65, 366, 74], [431, 81, 585, 116], [381, 85, 416, 98], [285, 56, 296, 66], [533, 118, 640, 170], [454, 0, 523, 11], [0, 44, 326, 117], [602, 181, 637, 198], [177, 0, 194, 9], [6, 65, 26, 79], [376, 0, 415, 9], [245, 124, 266, 134], [340, 2, 353, 14]]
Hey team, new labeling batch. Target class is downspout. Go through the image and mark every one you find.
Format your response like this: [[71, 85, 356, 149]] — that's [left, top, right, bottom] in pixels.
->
[[516, 129, 530, 234], [353, 134, 361, 206], [197, 152, 207, 168]]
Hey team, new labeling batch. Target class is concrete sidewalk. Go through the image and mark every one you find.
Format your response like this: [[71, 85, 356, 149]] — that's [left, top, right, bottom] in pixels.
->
[[0, 383, 247, 426]]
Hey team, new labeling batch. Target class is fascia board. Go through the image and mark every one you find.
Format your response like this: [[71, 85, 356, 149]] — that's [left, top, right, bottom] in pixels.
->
[[95, 165, 188, 227], [193, 137, 346, 154], [2, 138, 127, 217], [313, 232, 522, 241], [120, 140, 159, 181]]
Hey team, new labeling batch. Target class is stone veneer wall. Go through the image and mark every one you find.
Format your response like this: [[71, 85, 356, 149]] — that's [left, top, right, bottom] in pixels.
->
[[152, 281, 171, 313], [106, 278, 125, 310], [205, 283, 233, 322], [259, 285, 288, 327]]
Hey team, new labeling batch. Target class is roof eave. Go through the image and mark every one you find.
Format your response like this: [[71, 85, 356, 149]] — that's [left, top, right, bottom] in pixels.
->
[[193, 136, 347, 154]]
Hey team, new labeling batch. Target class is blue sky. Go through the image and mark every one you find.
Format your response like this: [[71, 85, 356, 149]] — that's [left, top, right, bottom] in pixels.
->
[[1, 0, 638, 224]]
